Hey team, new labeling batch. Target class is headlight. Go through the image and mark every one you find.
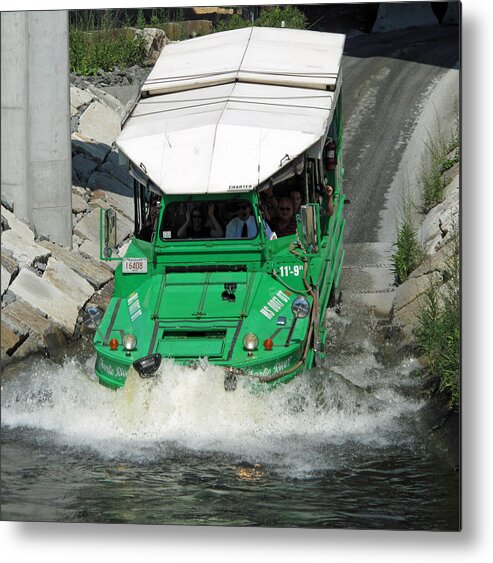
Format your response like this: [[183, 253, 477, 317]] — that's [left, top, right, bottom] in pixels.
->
[[291, 297, 310, 318], [243, 333, 259, 351], [122, 333, 137, 351]]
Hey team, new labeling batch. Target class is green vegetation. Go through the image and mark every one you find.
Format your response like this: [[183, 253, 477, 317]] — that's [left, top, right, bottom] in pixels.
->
[[419, 116, 460, 212], [69, 6, 309, 74], [69, 8, 185, 75], [255, 5, 308, 29], [213, 5, 308, 32], [69, 10, 147, 75], [392, 198, 422, 285], [415, 230, 460, 407]]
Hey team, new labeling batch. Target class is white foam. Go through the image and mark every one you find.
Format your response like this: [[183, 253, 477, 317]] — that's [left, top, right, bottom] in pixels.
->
[[1, 351, 423, 473]]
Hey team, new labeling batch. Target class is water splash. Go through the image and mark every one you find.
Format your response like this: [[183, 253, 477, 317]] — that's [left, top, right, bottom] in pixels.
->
[[1, 307, 425, 474]]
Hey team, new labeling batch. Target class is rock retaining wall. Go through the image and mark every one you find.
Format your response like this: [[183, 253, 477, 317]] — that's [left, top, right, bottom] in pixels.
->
[[1, 48, 156, 368], [391, 166, 459, 344]]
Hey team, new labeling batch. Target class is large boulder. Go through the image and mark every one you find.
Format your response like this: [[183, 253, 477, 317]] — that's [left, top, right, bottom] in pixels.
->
[[135, 27, 167, 65], [78, 100, 122, 148], [70, 85, 94, 117], [8, 268, 81, 336], [39, 241, 113, 289], [43, 256, 94, 306], [1, 230, 51, 269], [72, 132, 111, 164]]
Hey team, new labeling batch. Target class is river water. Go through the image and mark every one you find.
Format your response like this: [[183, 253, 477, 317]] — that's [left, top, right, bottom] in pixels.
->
[[1, 303, 459, 530]]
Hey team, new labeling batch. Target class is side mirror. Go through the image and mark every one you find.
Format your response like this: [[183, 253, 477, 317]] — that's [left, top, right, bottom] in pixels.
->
[[299, 204, 319, 252], [101, 208, 117, 258]]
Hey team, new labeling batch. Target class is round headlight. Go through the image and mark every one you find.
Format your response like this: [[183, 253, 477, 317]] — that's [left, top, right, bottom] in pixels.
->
[[291, 297, 310, 318], [243, 333, 259, 351], [122, 333, 137, 351]]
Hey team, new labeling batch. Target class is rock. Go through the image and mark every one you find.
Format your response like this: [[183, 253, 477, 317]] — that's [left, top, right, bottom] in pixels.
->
[[39, 241, 113, 290], [87, 170, 133, 197], [105, 85, 141, 111], [89, 189, 134, 222], [1, 323, 23, 355], [86, 278, 115, 316], [76, 205, 133, 247], [70, 86, 93, 114], [1, 299, 59, 346], [409, 243, 451, 281], [72, 154, 98, 185], [10, 334, 46, 360], [1, 230, 51, 269], [77, 237, 108, 265], [137, 27, 167, 65], [72, 132, 111, 164], [1, 205, 35, 241], [393, 271, 441, 314], [9, 268, 80, 336], [85, 85, 124, 115], [0, 252, 19, 297], [72, 185, 87, 198], [1, 251, 19, 275], [43, 256, 95, 306], [99, 151, 134, 190], [78, 100, 121, 147], [443, 161, 459, 185], [419, 175, 459, 255], [72, 192, 89, 214], [1, 212, 10, 232], [1, 193, 14, 212], [1, 289, 16, 308]]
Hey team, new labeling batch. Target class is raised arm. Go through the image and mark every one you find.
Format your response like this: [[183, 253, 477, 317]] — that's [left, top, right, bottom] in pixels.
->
[[207, 203, 224, 238]]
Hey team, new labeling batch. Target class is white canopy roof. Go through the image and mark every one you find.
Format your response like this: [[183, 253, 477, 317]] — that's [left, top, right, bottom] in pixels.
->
[[117, 27, 345, 195]]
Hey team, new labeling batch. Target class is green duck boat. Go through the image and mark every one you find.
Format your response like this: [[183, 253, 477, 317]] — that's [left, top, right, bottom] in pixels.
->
[[89, 27, 346, 391]]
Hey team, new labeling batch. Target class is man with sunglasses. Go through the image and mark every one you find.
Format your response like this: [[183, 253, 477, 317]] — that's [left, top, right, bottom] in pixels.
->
[[225, 199, 276, 240], [225, 201, 258, 238]]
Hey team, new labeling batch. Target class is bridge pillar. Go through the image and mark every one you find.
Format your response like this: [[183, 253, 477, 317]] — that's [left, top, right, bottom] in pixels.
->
[[1, 11, 72, 247]]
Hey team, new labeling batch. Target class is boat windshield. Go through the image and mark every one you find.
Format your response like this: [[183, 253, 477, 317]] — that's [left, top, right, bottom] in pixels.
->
[[160, 199, 259, 241]]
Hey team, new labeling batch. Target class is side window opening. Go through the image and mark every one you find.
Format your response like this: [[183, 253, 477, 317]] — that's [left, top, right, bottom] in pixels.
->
[[134, 181, 161, 242]]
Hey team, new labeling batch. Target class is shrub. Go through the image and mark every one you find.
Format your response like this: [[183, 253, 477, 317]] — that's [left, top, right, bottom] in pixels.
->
[[214, 5, 308, 33], [256, 6, 308, 29], [392, 200, 422, 285], [214, 14, 252, 33], [415, 231, 460, 407], [419, 111, 460, 211], [70, 27, 147, 75]]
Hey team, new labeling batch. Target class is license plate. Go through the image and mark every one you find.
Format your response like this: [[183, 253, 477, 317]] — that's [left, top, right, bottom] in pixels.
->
[[122, 258, 148, 274]]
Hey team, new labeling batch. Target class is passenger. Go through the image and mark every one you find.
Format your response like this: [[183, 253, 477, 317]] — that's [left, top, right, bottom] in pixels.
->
[[259, 185, 278, 221], [289, 189, 303, 216], [322, 182, 335, 217], [226, 201, 258, 238], [273, 197, 297, 237], [139, 198, 160, 241], [177, 203, 223, 239]]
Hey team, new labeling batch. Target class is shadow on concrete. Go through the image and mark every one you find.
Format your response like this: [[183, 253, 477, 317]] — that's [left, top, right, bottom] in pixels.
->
[[344, 25, 459, 70], [302, 3, 459, 71]]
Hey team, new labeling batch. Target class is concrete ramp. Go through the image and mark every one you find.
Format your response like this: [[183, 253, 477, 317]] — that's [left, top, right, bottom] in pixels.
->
[[341, 242, 396, 317], [372, 2, 439, 33]]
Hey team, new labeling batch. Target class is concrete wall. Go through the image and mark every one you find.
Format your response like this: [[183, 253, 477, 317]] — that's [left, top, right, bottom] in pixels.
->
[[1, 11, 72, 247], [372, 2, 439, 33]]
